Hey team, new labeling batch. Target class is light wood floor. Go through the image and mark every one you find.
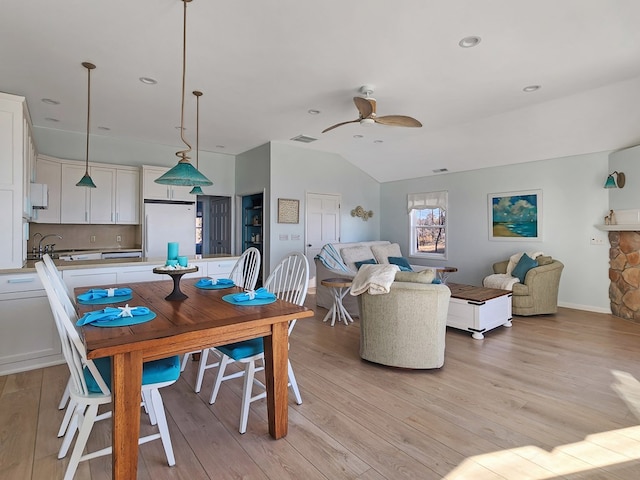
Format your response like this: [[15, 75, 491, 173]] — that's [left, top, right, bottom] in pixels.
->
[[3, 295, 640, 479]]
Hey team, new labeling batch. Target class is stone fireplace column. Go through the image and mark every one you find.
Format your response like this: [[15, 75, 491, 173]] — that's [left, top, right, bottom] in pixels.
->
[[608, 231, 640, 321]]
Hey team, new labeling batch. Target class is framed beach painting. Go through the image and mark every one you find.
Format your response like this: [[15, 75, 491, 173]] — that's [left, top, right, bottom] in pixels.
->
[[488, 189, 542, 241]]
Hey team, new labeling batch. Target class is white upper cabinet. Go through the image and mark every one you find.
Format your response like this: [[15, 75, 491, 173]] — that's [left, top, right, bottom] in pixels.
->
[[0, 93, 35, 268], [116, 168, 140, 224], [39, 157, 140, 225], [89, 166, 116, 224], [61, 163, 90, 223], [142, 165, 194, 201]]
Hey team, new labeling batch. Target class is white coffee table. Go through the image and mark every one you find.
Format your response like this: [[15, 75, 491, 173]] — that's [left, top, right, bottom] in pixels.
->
[[446, 283, 512, 339]]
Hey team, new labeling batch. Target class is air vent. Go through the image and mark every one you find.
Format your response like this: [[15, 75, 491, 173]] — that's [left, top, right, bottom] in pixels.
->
[[433, 168, 449, 173], [291, 134, 318, 143]]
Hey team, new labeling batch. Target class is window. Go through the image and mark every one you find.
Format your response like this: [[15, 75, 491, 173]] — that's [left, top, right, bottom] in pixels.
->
[[408, 191, 447, 259]]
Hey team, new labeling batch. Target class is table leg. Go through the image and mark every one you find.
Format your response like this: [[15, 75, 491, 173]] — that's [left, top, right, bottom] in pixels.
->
[[262, 322, 289, 439], [111, 350, 143, 479], [337, 287, 353, 325]]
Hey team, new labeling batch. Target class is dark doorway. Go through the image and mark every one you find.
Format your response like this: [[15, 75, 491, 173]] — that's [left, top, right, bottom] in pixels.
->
[[197, 195, 232, 255]]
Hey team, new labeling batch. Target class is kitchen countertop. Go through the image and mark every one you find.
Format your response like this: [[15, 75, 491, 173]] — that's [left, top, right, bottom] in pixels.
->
[[1, 254, 238, 274]]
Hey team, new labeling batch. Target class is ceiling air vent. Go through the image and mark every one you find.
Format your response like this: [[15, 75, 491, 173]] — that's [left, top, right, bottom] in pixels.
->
[[291, 134, 318, 143]]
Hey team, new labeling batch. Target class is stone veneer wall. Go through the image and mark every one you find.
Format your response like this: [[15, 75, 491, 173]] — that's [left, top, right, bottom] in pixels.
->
[[608, 231, 640, 322]]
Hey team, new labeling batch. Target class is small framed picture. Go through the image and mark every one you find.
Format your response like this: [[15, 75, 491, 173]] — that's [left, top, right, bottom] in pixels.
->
[[488, 189, 542, 241], [278, 198, 299, 224]]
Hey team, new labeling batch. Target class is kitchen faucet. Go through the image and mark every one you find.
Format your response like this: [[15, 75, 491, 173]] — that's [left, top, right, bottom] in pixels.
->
[[37, 234, 63, 257]]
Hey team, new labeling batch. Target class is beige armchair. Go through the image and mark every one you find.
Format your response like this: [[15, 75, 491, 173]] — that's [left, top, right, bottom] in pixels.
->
[[489, 257, 564, 316], [356, 272, 451, 369]]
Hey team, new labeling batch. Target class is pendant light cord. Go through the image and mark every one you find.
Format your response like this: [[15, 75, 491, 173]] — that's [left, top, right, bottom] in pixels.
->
[[84, 63, 93, 175], [176, 0, 192, 162]]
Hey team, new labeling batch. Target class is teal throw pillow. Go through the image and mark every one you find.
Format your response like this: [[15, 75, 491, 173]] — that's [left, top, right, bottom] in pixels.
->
[[388, 256, 413, 272], [354, 258, 377, 269], [511, 253, 538, 283]]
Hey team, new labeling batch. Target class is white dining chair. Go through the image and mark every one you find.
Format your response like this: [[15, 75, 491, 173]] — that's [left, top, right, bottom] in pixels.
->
[[181, 248, 261, 394], [208, 252, 308, 434], [41, 254, 79, 437], [36, 262, 179, 479]]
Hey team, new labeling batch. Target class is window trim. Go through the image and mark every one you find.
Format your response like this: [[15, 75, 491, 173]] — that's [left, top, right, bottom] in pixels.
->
[[408, 191, 448, 260]]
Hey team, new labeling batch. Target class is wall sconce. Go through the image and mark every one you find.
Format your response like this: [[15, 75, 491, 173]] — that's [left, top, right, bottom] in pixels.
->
[[604, 171, 625, 189], [351, 205, 373, 221]]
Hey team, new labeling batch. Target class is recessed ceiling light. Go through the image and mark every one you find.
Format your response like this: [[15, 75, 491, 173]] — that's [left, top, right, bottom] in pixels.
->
[[216, 145, 225, 149], [353, 134, 364, 139], [433, 168, 449, 173], [97, 126, 111, 131], [459, 36, 481, 48], [139, 77, 158, 85], [307, 109, 321, 115], [44, 117, 59, 122], [523, 85, 541, 92], [374, 140, 383, 143], [41, 98, 60, 105], [175, 126, 186, 130]]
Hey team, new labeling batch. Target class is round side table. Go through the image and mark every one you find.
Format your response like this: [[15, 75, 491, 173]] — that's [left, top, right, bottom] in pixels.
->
[[321, 277, 354, 326]]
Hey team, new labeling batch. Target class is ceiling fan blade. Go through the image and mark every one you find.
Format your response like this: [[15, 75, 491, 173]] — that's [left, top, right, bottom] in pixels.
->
[[374, 115, 423, 128], [353, 97, 374, 118], [321, 118, 360, 133]]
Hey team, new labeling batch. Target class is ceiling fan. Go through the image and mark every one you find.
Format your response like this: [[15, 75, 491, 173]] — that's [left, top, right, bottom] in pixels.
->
[[322, 85, 422, 133]]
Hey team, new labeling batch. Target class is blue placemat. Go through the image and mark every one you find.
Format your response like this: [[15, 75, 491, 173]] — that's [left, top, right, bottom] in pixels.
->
[[89, 311, 156, 327], [77, 294, 133, 305], [222, 294, 277, 306]]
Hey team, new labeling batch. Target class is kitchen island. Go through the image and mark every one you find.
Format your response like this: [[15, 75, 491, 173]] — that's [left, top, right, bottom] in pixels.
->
[[0, 254, 239, 375]]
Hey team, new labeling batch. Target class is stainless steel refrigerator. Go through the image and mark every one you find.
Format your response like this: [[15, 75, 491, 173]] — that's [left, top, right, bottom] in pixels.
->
[[143, 200, 196, 258]]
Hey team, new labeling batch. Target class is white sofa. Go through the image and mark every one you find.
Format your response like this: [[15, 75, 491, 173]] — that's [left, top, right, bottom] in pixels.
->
[[315, 241, 426, 317]]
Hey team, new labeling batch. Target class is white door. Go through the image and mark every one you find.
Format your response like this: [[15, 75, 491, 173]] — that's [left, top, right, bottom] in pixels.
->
[[305, 193, 340, 287]]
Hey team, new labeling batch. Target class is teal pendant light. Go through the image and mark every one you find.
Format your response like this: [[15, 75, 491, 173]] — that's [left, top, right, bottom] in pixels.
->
[[190, 90, 205, 195], [76, 62, 97, 188], [156, 0, 213, 187]]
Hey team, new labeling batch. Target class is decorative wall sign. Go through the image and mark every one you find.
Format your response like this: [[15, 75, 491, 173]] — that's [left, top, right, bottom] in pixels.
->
[[351, 205, 374, 221], [278, 198, 299, 224], [488, 189, 542, 241]]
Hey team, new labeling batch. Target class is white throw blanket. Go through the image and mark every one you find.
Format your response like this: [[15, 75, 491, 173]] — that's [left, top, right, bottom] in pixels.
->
[[483, 273, 520, 291], [350, 264, 400, 296]]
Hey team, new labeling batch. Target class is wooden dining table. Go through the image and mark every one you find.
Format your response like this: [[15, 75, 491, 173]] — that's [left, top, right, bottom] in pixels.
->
[[76, 279, 314, 480]]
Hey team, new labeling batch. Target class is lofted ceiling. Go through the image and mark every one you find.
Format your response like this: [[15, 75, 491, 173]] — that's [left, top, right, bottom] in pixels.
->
[[2, 0, 640, 183]]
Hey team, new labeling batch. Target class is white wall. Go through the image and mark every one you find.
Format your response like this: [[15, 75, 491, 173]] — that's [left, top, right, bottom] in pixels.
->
[[33, 126, 236, 196], [380, 151, 612, 312], [269, 142, 381, 271]]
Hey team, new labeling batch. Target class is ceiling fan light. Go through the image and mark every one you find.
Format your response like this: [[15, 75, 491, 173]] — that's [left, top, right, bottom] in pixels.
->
[[360, 118, 375, 127]]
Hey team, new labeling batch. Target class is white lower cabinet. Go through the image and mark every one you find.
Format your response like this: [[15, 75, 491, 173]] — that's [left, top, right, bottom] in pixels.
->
[[0, 273, 62, 375]]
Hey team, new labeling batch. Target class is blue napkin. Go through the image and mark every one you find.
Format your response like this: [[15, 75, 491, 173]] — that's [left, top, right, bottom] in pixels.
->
[[232, 287, 276, 303], [77, 287, 132, 302], [195, 278, 235, 287], [76, 305, 151, 326]]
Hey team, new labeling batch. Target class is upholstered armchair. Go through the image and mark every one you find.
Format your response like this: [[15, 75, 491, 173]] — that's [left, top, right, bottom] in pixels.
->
[[487, 256, 564, 316], [356, 271, 451, 369]]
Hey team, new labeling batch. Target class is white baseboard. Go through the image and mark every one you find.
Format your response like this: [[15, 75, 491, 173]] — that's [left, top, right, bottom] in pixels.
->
[[558, 302, 611, 314]]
